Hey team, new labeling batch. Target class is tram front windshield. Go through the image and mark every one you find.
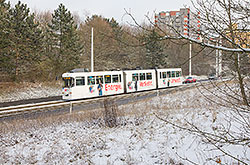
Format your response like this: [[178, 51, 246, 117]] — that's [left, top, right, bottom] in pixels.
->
[[63, 77, 74, 88]]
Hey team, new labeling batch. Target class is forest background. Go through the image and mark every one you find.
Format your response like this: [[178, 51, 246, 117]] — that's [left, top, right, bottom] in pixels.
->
[[0, 0, 215, 82]]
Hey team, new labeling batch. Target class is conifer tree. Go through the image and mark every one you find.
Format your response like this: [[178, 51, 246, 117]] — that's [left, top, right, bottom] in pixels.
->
[[0, 0, 12, 75], [105, 17, 123, 38], [8, 1, 43, 80], [144, 29, 168, 68], [47, 3, 82, 77]]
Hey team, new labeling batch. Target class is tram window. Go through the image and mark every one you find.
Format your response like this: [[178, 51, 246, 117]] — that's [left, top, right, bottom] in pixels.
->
[[132, 73, 139, 81], [147, 73, 152, 80], [160, 72, 162, 79], [76, 77, 85, 86], [119, 74, 122, 82], [96, 76, 103, 84], [163, 72, 167, 78], [112, 75, 119, 83], [167, 71, 171, 78], [140, 73, 146, 80], [172, 71, 176, 77], [63, 77, 74, 88], [88, 76, 95, 85], [105, 75, 111, 84], [176, 71, 180, 77]]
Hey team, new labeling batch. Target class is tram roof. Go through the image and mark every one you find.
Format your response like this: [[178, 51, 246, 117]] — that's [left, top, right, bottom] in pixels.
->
[[62, 70, 123, 77]]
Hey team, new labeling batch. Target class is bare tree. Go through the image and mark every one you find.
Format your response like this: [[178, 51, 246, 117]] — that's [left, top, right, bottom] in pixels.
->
[[126, 0, 250, 163], [190, 0, 250, 106]]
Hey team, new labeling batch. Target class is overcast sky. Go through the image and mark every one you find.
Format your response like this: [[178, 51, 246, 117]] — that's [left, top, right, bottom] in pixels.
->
[[8, 0, 192, 23]]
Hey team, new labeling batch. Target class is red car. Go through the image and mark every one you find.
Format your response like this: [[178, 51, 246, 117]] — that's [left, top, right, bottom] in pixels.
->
[[184, 76, 197, 83]]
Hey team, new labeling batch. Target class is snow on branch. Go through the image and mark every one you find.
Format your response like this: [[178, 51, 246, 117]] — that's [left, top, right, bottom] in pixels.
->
[[162, 35, 250, 53]]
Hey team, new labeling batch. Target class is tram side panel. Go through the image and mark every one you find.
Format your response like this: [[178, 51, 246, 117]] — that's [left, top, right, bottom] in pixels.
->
[[156, 68, 183, 88], [102, 73, 124, 96], [72, 81, 92, 99], [62, 71, 124, 100], [124, 70, 157, 93]]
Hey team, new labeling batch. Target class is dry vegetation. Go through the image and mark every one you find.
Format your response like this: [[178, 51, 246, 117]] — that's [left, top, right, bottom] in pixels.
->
[[0, 96, 153, 134]]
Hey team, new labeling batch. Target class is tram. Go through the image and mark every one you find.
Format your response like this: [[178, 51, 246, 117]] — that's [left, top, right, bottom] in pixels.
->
[[62, 68, 183, 100]]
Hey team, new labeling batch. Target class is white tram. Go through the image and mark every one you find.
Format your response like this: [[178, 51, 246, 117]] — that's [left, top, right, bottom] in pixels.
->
[[62, 71, 124, 100], [62, 68, 183, 100]]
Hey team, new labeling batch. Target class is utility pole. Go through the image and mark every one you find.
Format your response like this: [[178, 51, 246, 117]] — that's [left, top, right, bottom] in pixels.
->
[[218, 37, 222, 78], [218, 45, 222, 77], [216, 41, 219, 77], [215, 37, 223, 78], [91, 27, 94, 72], [189, 41, 192, 76]]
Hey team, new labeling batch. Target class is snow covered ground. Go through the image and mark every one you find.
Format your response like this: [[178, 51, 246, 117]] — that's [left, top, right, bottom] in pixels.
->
[[0, 82, 61, 102], [0, 81, 249, 164]]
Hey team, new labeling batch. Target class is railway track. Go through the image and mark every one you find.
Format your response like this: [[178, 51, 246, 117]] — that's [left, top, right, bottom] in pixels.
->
[[0, 81, 210, 119], [0, 96, 62, 108], [0, 100, 67, 118]]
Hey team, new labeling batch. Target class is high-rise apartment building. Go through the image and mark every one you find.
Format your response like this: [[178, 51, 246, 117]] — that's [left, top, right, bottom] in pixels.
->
[[155, 8, 201, 40]]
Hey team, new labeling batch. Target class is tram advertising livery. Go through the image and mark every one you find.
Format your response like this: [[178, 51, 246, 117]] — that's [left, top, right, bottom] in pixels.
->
[[62, 68, 183, 100]]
